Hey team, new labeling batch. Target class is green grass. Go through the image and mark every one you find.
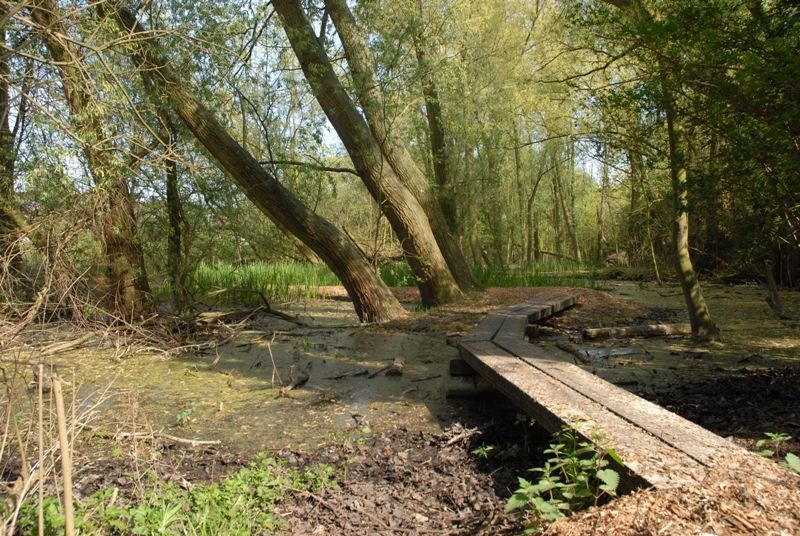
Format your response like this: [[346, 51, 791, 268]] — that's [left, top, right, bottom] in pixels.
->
[[191, 261, 342, 305], [169, 259, 599, 308], [474, 261, 600, 289]]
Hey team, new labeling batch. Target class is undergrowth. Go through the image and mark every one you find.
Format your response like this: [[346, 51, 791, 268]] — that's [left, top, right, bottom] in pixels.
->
[[506, 423, 620, 534], [166, 260, 600, 307], [15, 454, 337, 535]]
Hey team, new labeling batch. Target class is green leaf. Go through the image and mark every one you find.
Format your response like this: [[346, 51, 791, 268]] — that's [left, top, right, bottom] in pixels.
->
[[596, 469, 620, 494], [757, 449, 774, 458], [783, 452, 800, 474], [605, 448, 623, 465], [506, 491, 531, 512]]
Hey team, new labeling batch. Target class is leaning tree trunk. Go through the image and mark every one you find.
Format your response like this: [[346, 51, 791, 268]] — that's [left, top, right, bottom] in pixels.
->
[[325, 0, 481, 293], [665, 103, 720, 341], [110, 6, 405, 323], [273, 0, 461, 307], [32, 0, 151, 319]]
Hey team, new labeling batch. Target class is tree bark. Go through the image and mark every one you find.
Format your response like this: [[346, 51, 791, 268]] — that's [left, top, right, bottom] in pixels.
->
[[666, 102, 720, 340], [273, 0, 462, 306], [0, 20, 18, 272], [32, 0, 151, 319], [554, 165, 581, 262], [163, 115, 188, 311], [325, 0, 481, 293], [110, 6, 405, 323]]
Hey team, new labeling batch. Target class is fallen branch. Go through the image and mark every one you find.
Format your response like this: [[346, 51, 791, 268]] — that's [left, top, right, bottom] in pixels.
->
[[324, 368, 368, 380], [583, 323, 692, 340], [38, 332, 97, 356]]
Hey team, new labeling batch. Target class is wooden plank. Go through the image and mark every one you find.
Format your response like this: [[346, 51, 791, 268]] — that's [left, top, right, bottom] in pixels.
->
[[493, 315, 529, 342], [494, 296, 576, 322], [460, 340, 705, 491], [462, 313, 506, 342], [492, 336, 787, 479]]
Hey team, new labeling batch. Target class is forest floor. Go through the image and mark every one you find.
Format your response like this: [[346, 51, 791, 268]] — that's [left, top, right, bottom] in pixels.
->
[[5, 283, 800, 534]]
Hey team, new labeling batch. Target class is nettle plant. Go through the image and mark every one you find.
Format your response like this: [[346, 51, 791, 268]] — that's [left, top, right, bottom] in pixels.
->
[[506, 422, 620, 533], [755, 432, 800, 474]]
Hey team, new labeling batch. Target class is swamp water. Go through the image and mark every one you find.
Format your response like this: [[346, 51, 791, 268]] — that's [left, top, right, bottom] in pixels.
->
[[54, 302, 462, 453], [555, 282, 800, 393], [39, 283, 800, 454]]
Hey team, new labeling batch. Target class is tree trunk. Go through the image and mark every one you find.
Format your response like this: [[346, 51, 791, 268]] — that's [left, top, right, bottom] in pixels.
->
[[554, 165, 581, 262], [665, 102, 720, 340], [465, 146, 484, 267], [597, 148, 609, 259], [325, 0, 481, 293], [32, 0, 151, 319], [111, 6, 405, 323], [164, 116, 188, 312], [0, 20, 18, 276]]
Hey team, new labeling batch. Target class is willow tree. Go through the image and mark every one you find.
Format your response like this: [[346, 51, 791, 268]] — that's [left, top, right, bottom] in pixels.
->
[[272, 0, 462, 307], [324, 0, 481, 293], [31, 0, 151, 318], [108, 4, 406, 322]]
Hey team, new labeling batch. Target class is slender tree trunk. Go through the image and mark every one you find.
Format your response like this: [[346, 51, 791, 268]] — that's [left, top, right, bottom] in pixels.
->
[[325, 0, 481, 293], [414, 18, 455, 231], [32, 0, 150, 319], [465, 145, 484, 267], [164, 116, 188, 311], [111, 6, 405, 323], [554, 166, 581, 262], [0, 20, 18, 273], [597, 148, 609, 259], [665, 102, 719, 340]]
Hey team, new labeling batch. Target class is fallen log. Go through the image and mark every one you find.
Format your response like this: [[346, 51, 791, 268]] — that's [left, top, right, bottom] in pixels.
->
[[583, 323, 692, 340]]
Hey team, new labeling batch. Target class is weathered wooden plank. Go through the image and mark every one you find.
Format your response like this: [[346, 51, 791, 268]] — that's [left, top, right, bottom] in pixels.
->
[[492, 336, 787, 479], [493, 315, 529, 342], [462, 313, 506, 342], [460, 340, 705, 491], [493, 296, 576, 322]]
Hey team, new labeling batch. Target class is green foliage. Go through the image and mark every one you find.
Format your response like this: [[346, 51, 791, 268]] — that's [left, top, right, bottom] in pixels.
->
[[754, 432, 799, 473], [755, 432, 791, 458], [784, 453, 800, 474], [191, 261, 342, 304], [176, 401, 197, 427], [474, 262, 599, 289], [16, 454, 338, 535], [471, 443, 496, 459], [506, 423, 619, 533]]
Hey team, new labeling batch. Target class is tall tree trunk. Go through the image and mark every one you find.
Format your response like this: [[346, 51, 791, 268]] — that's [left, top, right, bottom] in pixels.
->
[[32, 0, 150, 319], [325, 0, 481, 293], [111, 6, 405, 323], [597, 148, 609, 259], [554, 166, 581, 262], [0, 20, 18, 275], [273, 0, 461, 306], [164, 115, 187, 311], [665, 102, 720, 340], [413, 12, 456, 231], [465, 145, 484, 267]]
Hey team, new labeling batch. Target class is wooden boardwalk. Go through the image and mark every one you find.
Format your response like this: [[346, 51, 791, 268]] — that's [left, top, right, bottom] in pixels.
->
[[457, 296, 788, 491]]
